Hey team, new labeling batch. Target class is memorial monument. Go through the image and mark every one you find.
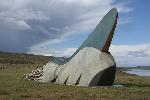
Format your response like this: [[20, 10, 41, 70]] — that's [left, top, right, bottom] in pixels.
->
[[24, 8, 118, 86]]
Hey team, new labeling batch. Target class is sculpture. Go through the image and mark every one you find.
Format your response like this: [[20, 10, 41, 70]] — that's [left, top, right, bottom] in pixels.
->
[[24, 8, 118, 86]]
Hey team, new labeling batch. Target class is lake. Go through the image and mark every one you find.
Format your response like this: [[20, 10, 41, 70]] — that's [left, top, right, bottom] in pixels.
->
[[125, 69, 150, 76]]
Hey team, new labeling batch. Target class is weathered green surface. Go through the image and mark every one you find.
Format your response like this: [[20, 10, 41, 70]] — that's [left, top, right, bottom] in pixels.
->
[[53, 8, 118, 65]]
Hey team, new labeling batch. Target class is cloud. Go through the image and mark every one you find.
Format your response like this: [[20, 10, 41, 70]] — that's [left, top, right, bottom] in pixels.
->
[[118, 17, 132, 25], [28, 46, 76, 57], [0, 0, 133, 52], [110, 44, 150, 67], [115, 1, 134, 13], [28, 44, 150, 67], [49, 48, 77, 57]]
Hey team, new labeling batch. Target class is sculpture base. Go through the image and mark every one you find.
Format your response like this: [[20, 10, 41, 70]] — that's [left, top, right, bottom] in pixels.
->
[[24, 47, 116, 86]]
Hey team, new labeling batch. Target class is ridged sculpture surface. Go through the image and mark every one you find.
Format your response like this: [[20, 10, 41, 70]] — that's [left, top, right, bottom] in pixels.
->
[[24, 8, 118, 86]]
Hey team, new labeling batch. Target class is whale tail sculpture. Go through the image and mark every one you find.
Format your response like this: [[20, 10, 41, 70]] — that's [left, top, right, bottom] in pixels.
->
[[24, 8, 118, 86]]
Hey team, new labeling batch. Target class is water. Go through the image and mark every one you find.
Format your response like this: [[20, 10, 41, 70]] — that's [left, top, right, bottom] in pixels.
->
[[126, 69, 150, 76]]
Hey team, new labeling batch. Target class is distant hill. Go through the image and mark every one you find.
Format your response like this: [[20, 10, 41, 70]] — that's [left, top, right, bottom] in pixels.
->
[[0, 51, 53, 64], [136, 66, 150, 70], [117, 66, 150, 71]]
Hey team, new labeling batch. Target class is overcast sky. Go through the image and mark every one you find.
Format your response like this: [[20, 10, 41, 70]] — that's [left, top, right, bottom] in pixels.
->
[[0, 0, 150, 67]]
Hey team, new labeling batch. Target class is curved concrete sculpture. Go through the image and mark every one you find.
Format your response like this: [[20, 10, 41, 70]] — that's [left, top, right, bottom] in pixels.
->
[[24, 8, 118, 86]]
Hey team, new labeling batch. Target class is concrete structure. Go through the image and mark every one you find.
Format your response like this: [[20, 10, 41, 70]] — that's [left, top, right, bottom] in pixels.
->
[[24, 8, 118, 86]]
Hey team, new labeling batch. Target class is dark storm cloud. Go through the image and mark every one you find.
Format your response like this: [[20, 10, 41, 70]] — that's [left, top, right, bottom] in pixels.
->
[[0, 0, 132, 53]]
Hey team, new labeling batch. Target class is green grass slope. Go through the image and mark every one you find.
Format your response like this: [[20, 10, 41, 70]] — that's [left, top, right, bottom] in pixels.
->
[[0, 52, 150, 100]]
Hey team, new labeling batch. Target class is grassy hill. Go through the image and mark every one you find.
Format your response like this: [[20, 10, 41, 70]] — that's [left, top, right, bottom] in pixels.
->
[[0, 51, 150, 100], [0, 51, 52, 65]]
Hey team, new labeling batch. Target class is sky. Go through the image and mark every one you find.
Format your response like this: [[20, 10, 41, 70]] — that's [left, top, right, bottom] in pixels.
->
[[0, 0, 150, 67]]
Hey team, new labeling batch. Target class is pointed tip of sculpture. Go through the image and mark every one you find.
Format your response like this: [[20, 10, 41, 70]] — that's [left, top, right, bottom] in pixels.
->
[[111, 8, 117, 11], [106, 8, 118, 18], [77, 7, 118, 52]]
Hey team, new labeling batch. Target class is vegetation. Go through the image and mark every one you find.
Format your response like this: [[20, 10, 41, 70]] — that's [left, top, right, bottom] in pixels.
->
[[0, 51, 52, 65], [0, 52, 150, 100]]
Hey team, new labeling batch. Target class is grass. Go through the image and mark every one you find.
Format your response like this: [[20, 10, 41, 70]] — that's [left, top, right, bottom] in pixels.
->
[[0, 52, 150, 100]]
